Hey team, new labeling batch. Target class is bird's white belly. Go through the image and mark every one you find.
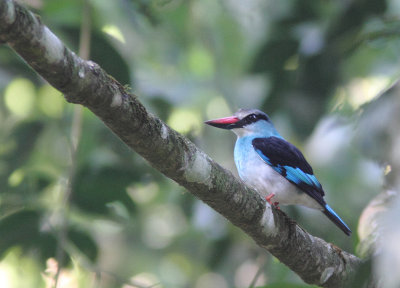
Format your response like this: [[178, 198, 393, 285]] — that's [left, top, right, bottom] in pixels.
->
[[236, 153, 321, 210]]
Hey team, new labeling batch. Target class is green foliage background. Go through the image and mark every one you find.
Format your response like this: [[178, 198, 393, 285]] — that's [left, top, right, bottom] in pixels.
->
[[1, 0, 400, 287]]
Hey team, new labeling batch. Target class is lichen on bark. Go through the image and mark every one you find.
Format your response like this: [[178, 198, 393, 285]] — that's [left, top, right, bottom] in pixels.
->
[[0, 1, 363, 287]]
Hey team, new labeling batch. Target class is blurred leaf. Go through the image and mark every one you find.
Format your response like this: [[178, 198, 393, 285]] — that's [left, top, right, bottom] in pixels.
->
[[129, 0, 159, 25], [38, 85, 65, 118], [3, 121, 44, 166], [187, 46, 215, 78], [252, 38, 298, 75], [0, 121, 44, 189], [0, 47, 39, 81], [90, 31, 131, 85], [0, 210, 56, 262], [69, 228, 98, 262], [0, 209, 99, 266], [208, 236, 231, 269], [72, 166, 137, 214], [4, 78, 36, 118], [148, 96, 174, 121], [348, 258, 373, 288], [2, 0, 400, 286], [327, 0, 387, 41], [251, 0, 389, 137], [41, 0, 82, 26], [61, 28, 131, 85]]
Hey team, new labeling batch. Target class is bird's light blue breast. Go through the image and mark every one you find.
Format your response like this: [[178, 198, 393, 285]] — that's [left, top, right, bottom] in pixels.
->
[[234, 136, 254, 179], [234, 136, 290, 198], [233, 120, 281, 175]]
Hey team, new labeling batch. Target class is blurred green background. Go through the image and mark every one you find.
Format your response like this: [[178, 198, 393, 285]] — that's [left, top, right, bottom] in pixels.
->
[[1, 0, 400, 287]]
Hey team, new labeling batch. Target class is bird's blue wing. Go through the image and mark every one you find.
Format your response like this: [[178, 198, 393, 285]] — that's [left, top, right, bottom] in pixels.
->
[[252, 137, 325, 206], [252, 137, 352, 235]]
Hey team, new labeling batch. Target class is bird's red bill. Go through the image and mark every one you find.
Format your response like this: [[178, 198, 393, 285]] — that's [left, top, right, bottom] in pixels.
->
[[205, 116, 239, 124]]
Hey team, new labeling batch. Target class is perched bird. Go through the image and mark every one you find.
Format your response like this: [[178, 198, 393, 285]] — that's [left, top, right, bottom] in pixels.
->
[[205, 108, 351, 236]]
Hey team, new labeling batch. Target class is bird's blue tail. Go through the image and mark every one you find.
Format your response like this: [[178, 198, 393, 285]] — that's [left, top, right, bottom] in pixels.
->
[[323, 204, 351, 236]]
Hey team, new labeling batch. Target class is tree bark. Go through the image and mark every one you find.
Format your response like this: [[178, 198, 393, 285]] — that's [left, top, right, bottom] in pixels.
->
[[0, 1, 362, 286]]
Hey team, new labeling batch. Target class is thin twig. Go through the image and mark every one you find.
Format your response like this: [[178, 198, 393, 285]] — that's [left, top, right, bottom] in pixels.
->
[[54, 0, 91, 287], [248, 255, 268, 288]]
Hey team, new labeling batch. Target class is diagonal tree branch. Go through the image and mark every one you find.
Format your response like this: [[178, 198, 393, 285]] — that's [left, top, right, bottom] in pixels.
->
[[0, 1, 362, 287]]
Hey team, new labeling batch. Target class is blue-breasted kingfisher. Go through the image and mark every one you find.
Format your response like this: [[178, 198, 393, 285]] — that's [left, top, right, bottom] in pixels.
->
[[205, 108, 351, 236]]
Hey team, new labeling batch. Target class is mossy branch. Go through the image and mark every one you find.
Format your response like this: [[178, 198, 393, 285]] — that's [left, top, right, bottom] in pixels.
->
[[0, 1, 362, 287]]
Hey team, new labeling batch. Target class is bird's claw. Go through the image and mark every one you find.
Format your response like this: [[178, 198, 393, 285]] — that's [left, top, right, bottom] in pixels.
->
[[265, 193, 275, 204], [265, 194, 280, 209]]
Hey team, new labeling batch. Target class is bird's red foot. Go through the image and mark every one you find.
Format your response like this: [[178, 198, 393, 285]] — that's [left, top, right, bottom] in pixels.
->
[[265, 193, 275, 204], [265, 194, 280, 209]]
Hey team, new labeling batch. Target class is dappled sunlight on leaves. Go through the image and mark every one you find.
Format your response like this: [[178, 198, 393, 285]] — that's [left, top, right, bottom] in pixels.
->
[[167, 108, 202, 135], [1, 0, 400, 286], [4, 78, 36, 118], [143, 204, 187, 249]]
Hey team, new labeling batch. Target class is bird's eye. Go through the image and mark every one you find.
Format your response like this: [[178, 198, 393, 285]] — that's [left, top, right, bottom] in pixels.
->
[[248, 114, 257, 121]]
